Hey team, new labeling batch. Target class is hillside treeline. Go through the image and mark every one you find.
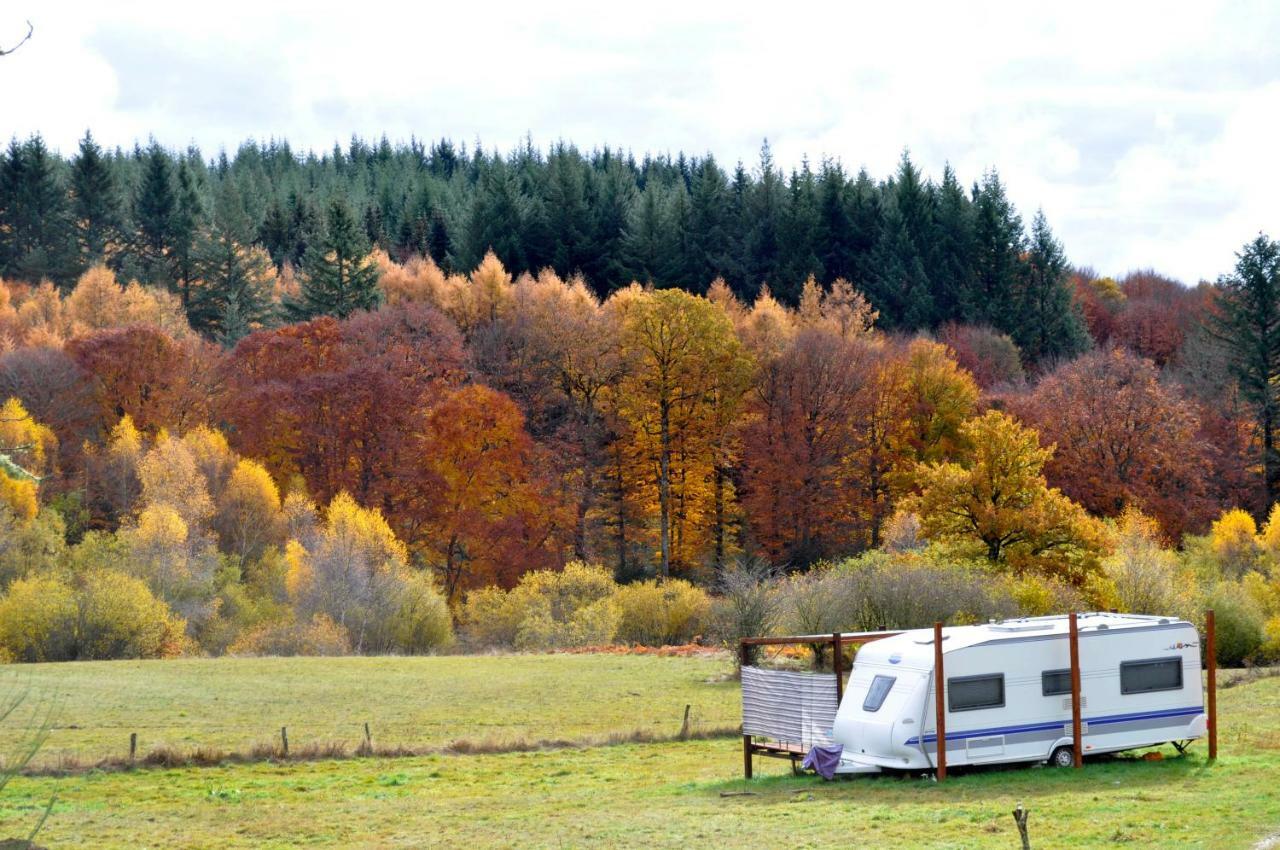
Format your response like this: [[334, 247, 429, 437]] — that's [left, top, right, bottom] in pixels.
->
[[3, 133, 1280, 663], [1, 134, 1087, 359]]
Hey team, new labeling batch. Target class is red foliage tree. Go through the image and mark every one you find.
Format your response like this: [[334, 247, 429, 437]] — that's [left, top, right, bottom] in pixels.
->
[[1016, 348, 1212, 538], [66, 325, 218, 437]]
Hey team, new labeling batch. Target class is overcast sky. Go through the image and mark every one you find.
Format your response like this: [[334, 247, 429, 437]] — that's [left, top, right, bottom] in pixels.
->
[[3, 1, 1278, 284]]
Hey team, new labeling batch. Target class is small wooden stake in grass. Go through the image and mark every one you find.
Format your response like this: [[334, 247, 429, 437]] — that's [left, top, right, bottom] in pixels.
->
[[281, 726, 289, 758], [679, 704, 691, 741], [129, 732, 137, 762], [1012, 803, 1031, 850], [364, 722, 372, 750]]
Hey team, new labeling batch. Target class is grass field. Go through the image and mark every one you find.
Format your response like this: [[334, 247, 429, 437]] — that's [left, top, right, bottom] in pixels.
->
[[3, 656, 1279, 849], [8, 654, 739, 767]]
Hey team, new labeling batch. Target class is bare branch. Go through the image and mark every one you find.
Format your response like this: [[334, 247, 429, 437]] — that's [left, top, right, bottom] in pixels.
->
[[0, 20, 32, 56]]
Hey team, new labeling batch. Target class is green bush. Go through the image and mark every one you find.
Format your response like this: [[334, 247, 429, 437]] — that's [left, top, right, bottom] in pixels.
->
[[459, 585, 523, 648], [832, 550, 1017, 630], [0, 574, 77, 661], [389, 571, 455, 653], [1203, 581, 1265, 666], [613, 579, 709, 646], [461, 562, 620, 650], [76, 570, 189, 659]]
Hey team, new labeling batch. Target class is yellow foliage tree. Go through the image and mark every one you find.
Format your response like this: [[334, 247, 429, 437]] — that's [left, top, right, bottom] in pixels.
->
[[0, 397, 56, 520], [1210, 508, 1261, 577], [214, 458, 284, 562], [136, 432, 214, 529], [910, 410, 1104, 582]]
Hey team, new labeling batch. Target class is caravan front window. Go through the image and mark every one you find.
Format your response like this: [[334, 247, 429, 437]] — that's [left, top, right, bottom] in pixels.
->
[[1120, 658, 1183, 694], [862, 675, 896, 712], [948, 674, 1005, 712]]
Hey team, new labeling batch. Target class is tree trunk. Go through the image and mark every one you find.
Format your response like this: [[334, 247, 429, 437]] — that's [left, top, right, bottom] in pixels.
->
[[658, 400, 672, 579]]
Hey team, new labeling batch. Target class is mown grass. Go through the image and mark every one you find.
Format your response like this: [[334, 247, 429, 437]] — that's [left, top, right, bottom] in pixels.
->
[[3, 657, 1279, 848], [6, 654, 739, 768]]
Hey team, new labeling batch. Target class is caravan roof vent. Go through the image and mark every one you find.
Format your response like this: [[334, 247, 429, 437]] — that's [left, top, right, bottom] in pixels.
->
[[989, 622, 1053, 633]]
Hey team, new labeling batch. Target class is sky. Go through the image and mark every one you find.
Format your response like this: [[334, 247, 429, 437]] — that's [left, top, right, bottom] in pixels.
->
[[2, 0, 1279, 284]]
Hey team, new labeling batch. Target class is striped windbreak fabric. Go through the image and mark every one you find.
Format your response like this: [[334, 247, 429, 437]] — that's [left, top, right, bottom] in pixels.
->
[[741, 666, 839, 747]]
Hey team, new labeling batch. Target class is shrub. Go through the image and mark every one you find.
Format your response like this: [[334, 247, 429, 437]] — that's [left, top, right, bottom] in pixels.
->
[[778, 568, 858, 636], [1203, 581, 1265, 666], [0, 574, 77, 661], [1101, 511, 1182, 614], [460, 562, 620, 651], [76, 570, 189, 659], [613, 579, 710, 646], [833, 550, 1017, 630], [510, 562, 620, 650], [1007, 573, 1086, 617], [1209, 509, 1261, 578], [708, 558, 783, 665], [0, 507, 66, 590], [459, 585, 523, 649], [388, 571, 455, 653], [227, 613, 352, 657]]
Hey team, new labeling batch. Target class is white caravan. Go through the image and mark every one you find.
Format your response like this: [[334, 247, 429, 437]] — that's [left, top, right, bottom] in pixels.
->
[[830, 613, 1206, 773]]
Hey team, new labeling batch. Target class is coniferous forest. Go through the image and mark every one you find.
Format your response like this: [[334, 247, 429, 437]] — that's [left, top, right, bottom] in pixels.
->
[[2, 131, 1280, 663]]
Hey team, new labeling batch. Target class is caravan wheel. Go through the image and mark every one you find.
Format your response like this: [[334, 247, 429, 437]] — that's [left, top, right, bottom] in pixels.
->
[[1050, 746, 1075, 768]]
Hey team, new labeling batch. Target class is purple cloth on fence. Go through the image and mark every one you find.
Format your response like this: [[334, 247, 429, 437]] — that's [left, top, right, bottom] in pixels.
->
[[801, 744, 844, 779]]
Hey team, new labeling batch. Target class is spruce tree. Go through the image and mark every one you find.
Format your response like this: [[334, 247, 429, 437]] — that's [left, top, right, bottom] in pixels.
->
[[170, 159, 206, 307], [744, 141, 784, 295], [1211, 234, 1280, 507], [1015, 211, 1089, 363], [70, 131, 123, 268], [0, 136, 78, 287], [290, 198, 381, 319], [686, 156, 739, 292], [585, 159, 635, 294], [193, 181, 277, 340], [133, 143, 177, 288], [966, 170, 1024, 333], [816, 160, 856, 284], [929, 164, 975, 325], [776, 161, 822, 302]]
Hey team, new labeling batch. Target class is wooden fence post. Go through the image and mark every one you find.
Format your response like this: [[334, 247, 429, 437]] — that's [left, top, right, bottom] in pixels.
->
[[1069, 611, 1083, 768], [933, 621, 946, 781], [832, 632, 844, 704], [741, 639, 753, 780], [129, 732, 137, 762], [1206, 609, 1217, 761], [281, 726, 289, 758]]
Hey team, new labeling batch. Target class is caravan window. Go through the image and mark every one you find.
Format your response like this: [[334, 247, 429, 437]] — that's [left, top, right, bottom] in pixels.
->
[[1042, 669, 1072, 696], [862, 675, 896, 712], [948, 674, 1005, 712], [1120, 658, 1183, 695]]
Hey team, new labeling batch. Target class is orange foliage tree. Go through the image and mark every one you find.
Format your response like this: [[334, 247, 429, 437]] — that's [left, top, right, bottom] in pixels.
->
[[1017, 347, 1212, 539]]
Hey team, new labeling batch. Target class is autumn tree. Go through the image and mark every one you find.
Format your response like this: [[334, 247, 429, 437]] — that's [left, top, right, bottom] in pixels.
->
[[0, 397, 56, 520], [740, 326, 872, 565], [909, 410, 1103, 581], [608, 287, 753, 577], [67, 325, 216, 437], [406, 384, 567, 602], [1018, 348, 1211, 538]]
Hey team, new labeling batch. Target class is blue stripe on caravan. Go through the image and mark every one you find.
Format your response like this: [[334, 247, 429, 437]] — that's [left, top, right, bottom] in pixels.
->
[[903, 705, 1203, 746]]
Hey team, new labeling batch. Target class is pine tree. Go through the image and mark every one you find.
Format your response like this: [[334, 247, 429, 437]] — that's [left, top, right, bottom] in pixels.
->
[[686, 156, 739, 292], [929, 164, 975, 325], [966, 170, 1024, 333], [193, 180, 277, 340], [0, 136, 78, 287], [170, 159, 206, 307], [776, 161, 822, 302], [585, 158, 635, 294], [133, 143, 177, 288], [623, 183, 672, 285], [744, 141, 784, 296], [1211, 234, 1280, 507], [461, 158, 526, 272], [70, 131, 123, 268], [1015, 211, 1089, 363], [816, 159, 856, 284], [290, 198, 381, 319]]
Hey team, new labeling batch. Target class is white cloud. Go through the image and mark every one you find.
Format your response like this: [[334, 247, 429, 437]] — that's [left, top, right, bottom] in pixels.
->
[[1, 0, 1277, 283]]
